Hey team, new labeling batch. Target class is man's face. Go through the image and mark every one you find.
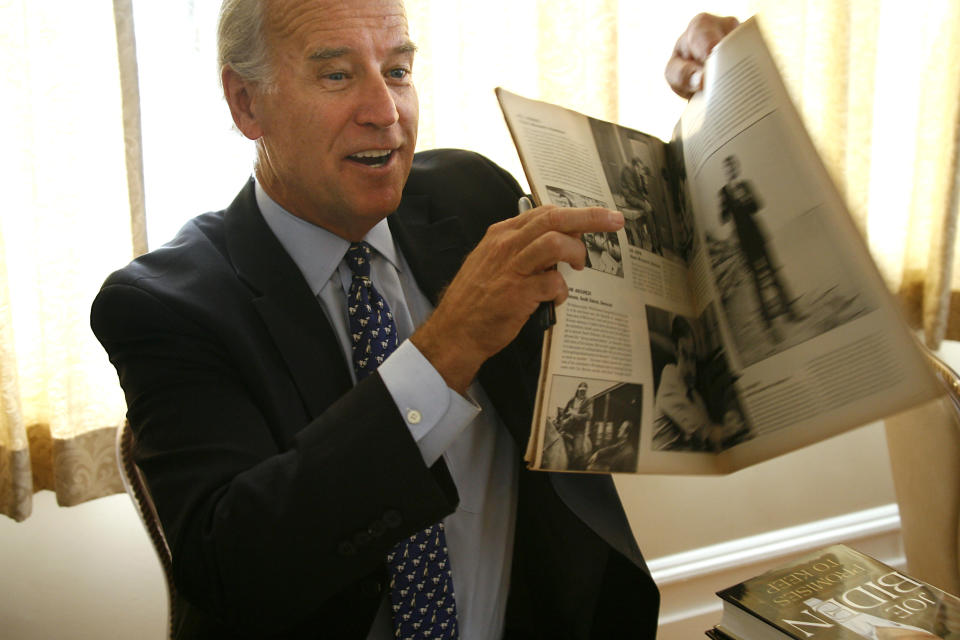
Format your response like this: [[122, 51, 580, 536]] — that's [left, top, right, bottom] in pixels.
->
[[576, 383, 587, 398], [248, 0, 418, 239]]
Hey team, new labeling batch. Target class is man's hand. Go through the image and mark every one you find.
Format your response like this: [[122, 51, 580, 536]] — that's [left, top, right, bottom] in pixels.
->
[[412, 205, 624, 393], [665, 13, 740, 99]]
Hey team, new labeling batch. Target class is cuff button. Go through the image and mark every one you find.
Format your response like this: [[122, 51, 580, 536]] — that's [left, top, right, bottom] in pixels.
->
[[406, 409, 422, 424]]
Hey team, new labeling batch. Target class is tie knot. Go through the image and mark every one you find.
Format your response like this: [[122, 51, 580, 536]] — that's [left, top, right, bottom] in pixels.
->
[[345, 241, 373, 278]]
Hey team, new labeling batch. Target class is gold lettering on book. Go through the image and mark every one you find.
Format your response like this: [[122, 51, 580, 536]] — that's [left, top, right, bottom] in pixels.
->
[[780, 610, 834, 638]]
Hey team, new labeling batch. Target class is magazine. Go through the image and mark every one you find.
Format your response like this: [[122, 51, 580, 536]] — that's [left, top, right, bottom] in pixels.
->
[[496, 17, 940, 475]]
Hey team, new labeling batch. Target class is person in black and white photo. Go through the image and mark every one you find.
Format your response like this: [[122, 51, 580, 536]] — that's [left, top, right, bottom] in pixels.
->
[[543, 377, 644, 472], [667, 125, 696, 262], [651, 314, 746, 452], [556, 381, 595, 468], [583, 230, 624, 276], [719, 154, 802, 341], [620, 157, 662, 255], [544, 186, 624, 276]]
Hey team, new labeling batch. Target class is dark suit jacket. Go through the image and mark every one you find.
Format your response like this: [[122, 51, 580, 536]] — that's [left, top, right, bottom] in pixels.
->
[[91, 149, 659, 639]]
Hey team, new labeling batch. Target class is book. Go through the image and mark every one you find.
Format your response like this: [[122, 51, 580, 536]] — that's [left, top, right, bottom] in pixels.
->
[[709, 544, 960, 639], [706, 628, 741, 640], [496, 17, 942, 475]]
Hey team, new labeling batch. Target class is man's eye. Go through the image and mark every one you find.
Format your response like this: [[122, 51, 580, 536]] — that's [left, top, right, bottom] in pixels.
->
[[387, 68, 410, 80], [325, 72, 347, 81]]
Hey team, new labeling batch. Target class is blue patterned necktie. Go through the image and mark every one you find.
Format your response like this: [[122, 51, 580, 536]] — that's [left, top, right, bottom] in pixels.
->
[[343, 242, 459, 640]]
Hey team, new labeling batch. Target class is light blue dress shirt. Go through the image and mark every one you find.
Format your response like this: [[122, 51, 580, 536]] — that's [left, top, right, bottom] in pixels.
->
[[255, 182, 518, 640]]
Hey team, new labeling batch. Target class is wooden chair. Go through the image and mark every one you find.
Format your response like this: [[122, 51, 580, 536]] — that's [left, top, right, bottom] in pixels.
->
[[116, 421, 177, 638], [885, 349, 960, 595]]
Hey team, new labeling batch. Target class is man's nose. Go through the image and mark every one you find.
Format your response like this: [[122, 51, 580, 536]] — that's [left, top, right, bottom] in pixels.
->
[[355, 75, 399, 128]]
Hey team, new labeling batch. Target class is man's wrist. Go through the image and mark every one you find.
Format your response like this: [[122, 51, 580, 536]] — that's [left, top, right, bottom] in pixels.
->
[[410, 320, 484, 395], [379, 339, 481, 466]]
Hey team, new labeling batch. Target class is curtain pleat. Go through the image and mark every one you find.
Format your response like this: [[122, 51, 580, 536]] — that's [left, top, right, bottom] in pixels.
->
[[898, 1, 960, 346], [2, 0, 959, 522], [0, 231, 31, 521], [0, 0, 140, 521], [752, 0, 960, 349], [114, 0, 149, 258]]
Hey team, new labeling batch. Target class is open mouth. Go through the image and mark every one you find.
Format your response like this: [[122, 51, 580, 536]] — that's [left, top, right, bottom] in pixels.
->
[[347, 149, 394, 168]]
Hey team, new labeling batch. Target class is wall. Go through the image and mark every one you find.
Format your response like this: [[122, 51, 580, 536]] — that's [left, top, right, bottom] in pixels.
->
[[618, 420, 896, 558], [0, 491, 165, 640]]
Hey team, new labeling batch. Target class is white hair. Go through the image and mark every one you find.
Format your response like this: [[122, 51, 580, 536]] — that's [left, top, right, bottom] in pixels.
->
[[217, 0, 274, 90]]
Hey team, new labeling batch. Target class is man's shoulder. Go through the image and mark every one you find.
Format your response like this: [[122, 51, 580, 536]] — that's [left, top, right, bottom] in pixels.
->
[[100, 180, 257, 290], [400, 149, 524, 240], [101, 209, 230, 288], [405, 148, 522, 202]]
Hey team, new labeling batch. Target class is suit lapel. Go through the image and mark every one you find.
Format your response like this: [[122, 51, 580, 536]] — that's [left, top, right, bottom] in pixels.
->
[[389, 191, 540, 447], [388, 194, 469, 306], [222, 174, 538, 445], [224, 181, 352, 419]]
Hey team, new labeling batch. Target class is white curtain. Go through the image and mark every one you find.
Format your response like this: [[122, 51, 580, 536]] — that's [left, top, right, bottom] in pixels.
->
[[0, 0, 142, 521], [2, 0, 958, 521], [409, 0, 960, 346], [750, 0, 960, 345]]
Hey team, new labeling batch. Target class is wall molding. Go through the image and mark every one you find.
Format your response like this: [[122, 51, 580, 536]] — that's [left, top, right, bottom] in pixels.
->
[[649, 504, 905, 639]]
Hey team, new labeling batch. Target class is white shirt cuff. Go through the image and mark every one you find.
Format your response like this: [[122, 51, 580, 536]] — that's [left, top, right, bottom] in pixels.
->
[[378, 339, 480, 466]]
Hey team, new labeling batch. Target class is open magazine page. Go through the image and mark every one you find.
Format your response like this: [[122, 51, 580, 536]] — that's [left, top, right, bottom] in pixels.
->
[[497, 88, 727, 475], [677, 18, 940, 472]]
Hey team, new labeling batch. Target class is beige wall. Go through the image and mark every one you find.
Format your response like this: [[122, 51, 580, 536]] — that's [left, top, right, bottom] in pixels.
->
[[618, 420, 894, 558], [0, 491, 165, 640]]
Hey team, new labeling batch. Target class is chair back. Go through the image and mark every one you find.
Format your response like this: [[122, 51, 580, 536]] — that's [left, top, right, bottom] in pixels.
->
[[885, 349, 960, 595], [116, 421, 177, 638]]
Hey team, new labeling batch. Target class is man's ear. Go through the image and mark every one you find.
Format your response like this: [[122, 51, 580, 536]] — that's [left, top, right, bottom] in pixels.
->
[[222, 66, 264, 140]]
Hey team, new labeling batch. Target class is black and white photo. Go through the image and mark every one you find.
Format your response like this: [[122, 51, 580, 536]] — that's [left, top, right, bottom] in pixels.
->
[[587, 118, 686, 262], [545, 185, 624, 277], [696, 117, 877, 367], [540, 375, 643, 472], [647, 305, 750, 452]]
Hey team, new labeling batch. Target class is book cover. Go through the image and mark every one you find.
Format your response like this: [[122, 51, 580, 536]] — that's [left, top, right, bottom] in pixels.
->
[[714, 545, 960, 639]]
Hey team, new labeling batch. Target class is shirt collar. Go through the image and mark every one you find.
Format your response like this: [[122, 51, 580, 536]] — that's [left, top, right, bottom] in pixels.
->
[[254, 178, 401, 295]]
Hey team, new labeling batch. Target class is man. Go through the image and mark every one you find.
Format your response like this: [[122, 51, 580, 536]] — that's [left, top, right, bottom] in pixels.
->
[[619, 158, 660, 255], [92, 2, 737, 637], [652, 316, 715, 450], [620, 157, 652, 213], [718, 154, 801, 338], [556, 382, 594, 469], [583, 231, 622, 276], [652, 317, 744, 452]]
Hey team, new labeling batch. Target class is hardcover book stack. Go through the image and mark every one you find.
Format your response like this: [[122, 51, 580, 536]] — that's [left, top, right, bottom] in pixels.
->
[[707, 545, 960, 639]]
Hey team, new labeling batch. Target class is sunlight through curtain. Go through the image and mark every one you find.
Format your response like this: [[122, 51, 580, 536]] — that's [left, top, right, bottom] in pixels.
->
[[409, 0, 960, 347], [2, 0, 958, 522], [749, 0, 960, 346], [0, 0, 142, 521]]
